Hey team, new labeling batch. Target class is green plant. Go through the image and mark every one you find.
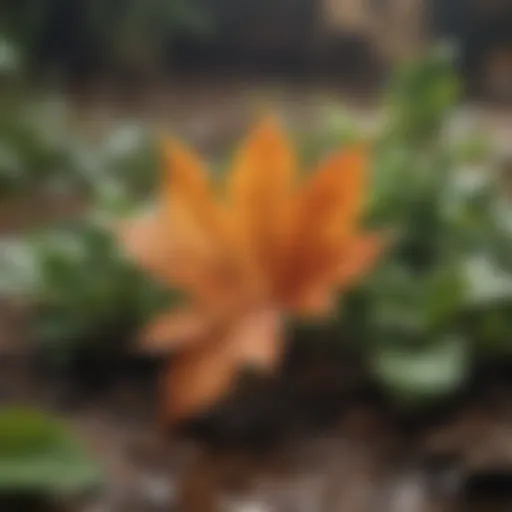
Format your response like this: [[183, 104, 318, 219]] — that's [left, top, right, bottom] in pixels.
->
[[0, 213, 176, 370], [88, 123, 158, 208], [0, 93, 160, 200], [327, 47, 511, 406], [0, 408, 102, 496], [0, 35, 22, 78], [382, 45, 461, 146], [297, 106, 368, 168], [0, 95, 87, 197]]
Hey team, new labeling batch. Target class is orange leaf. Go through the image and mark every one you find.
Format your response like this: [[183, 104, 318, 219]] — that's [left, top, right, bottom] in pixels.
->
[[295, 146, 366, 249], [116, 209, 174, 283], [159, 138, 249, 309], [159, 309, 285, 425], [227, 115, 295, 286], [280, 146, 367, 301], [236, 308, 284, 370], [161, 137, 228, 247], [138, 308, 210, 354], [159, 326, 240, 425], [288, 231, 384, 318], [161, 137, 210, 212], [287, 285, 336, 318], [337, 232, 384, 289], [117, 208, 218, 298], [118, 125, 380, 428]]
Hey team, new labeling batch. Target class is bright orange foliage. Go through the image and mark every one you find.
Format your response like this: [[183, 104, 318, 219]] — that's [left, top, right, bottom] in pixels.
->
[[118, 115, 383, 425]]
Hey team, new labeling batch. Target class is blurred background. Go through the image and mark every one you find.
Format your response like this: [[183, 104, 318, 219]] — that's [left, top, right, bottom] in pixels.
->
[[1, 1, 512, 511]]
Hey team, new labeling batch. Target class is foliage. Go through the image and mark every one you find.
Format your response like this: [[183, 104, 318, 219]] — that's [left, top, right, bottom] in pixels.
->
[[0, 87, 159, 201], [0, 36, 22, 78], [371, 336, 468, 404], [0, 95, 86, 197], [382, 45, 461, 145], [88, 123, 158, 207], [298, 106, 368, 168], [0, 215, 174, 370], [331, 47, 512, 406], [0, 408, 102, 495], [0, 34, 158, 197]]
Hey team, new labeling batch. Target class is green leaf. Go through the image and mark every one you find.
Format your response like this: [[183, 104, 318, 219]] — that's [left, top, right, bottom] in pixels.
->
[[454, 136, 492, 165], [463, 254, 512, 307], [371, 336, 469, 404], [6, 216, 177, 366], [384, 44, 460, 144], [0, 408, 102, 495], [424, 265, 465, 329], [0, 36, 22, 76]]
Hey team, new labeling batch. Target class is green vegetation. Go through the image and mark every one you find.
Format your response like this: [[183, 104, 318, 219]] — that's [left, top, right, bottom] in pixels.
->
[[336, 48, 511, 405], [0, 408, 102, 495], [0, 217, 175, 371]]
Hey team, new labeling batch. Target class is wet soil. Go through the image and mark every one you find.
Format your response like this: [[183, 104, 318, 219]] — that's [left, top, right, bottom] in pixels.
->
[[3, 348, 512, 512]]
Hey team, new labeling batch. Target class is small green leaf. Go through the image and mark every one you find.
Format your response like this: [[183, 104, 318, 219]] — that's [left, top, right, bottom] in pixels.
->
[[424, 265, 465, 329], [0, 408, 102, 496], [463, 254, 512, 307], [372, 336, 469, 404]]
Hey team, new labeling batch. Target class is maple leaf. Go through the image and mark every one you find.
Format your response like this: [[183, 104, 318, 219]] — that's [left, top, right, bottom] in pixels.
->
[[118, 115, 384, 425]]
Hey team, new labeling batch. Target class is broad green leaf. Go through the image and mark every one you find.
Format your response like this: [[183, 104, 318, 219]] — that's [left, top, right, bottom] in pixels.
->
[[424, 265, 465, 329], [372, 336, 468, 404], [5, 217, 177, 367], [0, 37, 22, 75], [0, 408, 102, 495], [463, 254, 512, 307]]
